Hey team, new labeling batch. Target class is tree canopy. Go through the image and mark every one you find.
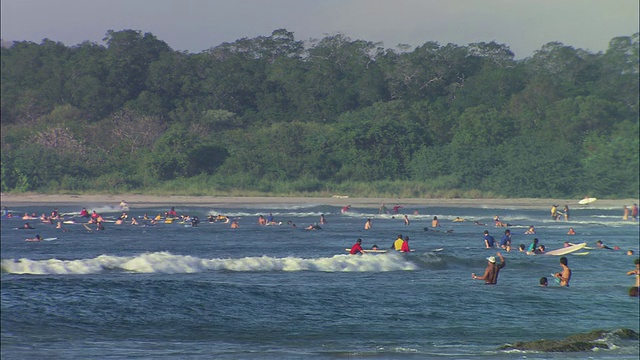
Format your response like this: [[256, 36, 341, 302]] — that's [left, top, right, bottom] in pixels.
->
[[1, 29, 638, 198]]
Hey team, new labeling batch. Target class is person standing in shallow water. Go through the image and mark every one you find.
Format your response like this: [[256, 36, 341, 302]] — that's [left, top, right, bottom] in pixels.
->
[[554, 257, 572, 286], [472, 252, 505, 285]]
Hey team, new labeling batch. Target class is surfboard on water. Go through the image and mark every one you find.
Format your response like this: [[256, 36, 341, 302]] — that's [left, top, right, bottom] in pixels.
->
[[83, 224, 92, 231], [545, 242, 587, 256], [43, 237, 58, 241], [569, 243, 594, 250], [571, 251, 590, 256], [579, 197, 597, 205], [345, 249, 388, 253]]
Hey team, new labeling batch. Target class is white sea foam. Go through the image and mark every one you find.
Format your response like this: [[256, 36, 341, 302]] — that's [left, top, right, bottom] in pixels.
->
[[1, 251, 419, 275]]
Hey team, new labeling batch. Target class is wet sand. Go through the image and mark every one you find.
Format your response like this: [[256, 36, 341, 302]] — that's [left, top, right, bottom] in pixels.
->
[[0, 193, 635, 210]]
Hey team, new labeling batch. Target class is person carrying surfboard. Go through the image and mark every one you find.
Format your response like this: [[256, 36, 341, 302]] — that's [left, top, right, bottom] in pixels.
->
[[349, 238, 365, 255], [472, 252, 505, 285]]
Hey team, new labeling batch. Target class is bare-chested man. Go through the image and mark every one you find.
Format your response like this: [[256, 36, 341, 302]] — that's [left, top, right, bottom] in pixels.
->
[[554, 257, 572, 286]]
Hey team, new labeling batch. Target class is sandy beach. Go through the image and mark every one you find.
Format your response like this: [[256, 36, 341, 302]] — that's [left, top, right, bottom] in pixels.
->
[[0, 193, 635, 210]]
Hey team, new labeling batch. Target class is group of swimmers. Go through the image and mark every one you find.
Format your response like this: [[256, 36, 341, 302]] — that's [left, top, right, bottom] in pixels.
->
[[349, 233, 412, 254]]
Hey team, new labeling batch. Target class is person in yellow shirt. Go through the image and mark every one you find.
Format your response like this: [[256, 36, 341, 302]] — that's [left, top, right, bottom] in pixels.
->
[[393, 234, 404, 251]]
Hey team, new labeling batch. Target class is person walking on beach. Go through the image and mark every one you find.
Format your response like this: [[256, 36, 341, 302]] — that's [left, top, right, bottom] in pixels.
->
[[472, 252, 505, 285], [553, 257, 571, 286]]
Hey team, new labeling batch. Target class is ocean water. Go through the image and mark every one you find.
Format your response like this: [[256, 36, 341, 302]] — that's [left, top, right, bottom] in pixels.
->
[[1, 202, 639, 359]]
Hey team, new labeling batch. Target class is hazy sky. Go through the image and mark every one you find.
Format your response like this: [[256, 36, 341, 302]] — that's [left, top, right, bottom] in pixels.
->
[[1, 0, 638, 59]]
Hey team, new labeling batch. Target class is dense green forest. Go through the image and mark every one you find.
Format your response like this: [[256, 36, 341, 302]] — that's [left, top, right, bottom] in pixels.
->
[[1, 29, 638, 198]]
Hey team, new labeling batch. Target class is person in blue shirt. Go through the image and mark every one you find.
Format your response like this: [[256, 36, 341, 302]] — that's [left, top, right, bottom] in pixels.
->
[[484, 230, 496, 248], [500, 229, 512, 252]]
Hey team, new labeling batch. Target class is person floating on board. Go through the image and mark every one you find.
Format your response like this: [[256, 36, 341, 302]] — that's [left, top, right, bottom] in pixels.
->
[[553, 257, 572, 287], [526, 238, 540, 255], [453, 217, 465, 222], [472, 252, 505, 285], [25, 235, 42, 242], [349, 238, 365, 255], [22, 222, 35, 229], [494, 216, 509, 227], [305, 224, 322, 230], [80, 207, 90, 218], [167, 207, 178, 218], [596, 240, 619, 250], [191, 216, 199, 227], [483, 230, 496, 249], [401, 236, 411, 252]]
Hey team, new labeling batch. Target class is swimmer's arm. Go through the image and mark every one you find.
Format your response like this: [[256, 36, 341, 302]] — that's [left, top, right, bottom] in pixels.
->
[[627, 269, 640, 276]]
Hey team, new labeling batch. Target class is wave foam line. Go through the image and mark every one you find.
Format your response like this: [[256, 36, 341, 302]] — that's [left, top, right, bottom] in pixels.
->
[[1, 252, 419, 275]]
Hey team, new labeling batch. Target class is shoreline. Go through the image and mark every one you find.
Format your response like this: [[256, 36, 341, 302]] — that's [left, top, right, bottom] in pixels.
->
[[1, 193, 635, 210]]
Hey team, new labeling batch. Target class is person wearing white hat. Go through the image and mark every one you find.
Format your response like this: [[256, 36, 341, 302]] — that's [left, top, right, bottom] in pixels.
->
[[472, 252, 505, 285]]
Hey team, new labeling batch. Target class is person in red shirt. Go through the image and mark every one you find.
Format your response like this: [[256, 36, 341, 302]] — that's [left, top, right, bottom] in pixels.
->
[[401, 236, 411, 252], [349, 238, 365, 255]]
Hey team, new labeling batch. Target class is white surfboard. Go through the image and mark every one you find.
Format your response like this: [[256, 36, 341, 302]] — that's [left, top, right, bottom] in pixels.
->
[[345, 248, 388, 253], [545, 242, 587, 256], [578, 197, 597, 205], [43, 237, 58, 241]]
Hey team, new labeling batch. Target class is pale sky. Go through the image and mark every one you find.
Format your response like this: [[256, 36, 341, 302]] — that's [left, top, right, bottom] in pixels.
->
[[1, 0, 638, 59]]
